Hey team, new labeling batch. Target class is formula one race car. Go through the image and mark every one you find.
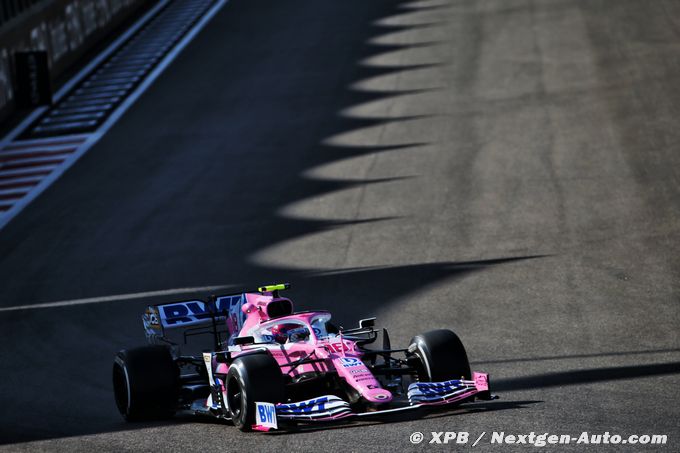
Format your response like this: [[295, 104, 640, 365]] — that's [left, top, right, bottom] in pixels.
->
[[113, 283, 493, 431]]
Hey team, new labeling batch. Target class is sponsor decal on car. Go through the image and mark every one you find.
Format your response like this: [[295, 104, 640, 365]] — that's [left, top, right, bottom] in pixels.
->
[[412, 380, 465, 395], [339, 357, 362, 368], [143, 307, 161, 333], [355, 376, 377, 382], [328, 341, 352, 353], [255, 402, 277, 430], [277, 397, 329, 414], [156, 295, 246, 328]]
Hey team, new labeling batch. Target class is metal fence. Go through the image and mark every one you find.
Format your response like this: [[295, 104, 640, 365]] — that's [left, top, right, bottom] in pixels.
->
[[0, 0, 46, 27]]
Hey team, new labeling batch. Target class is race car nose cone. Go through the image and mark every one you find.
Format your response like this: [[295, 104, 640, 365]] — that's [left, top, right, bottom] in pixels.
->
[[364, 388, 393, 404]]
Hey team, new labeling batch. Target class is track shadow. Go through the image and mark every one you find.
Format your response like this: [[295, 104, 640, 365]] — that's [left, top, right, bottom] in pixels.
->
[[250, 256, 548, 327], [472, 348, 680, 365], [494, 362, 680, 391]]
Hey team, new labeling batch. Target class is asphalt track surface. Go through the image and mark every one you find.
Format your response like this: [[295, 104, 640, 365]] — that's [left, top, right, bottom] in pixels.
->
[[1, 0, 679, 451]]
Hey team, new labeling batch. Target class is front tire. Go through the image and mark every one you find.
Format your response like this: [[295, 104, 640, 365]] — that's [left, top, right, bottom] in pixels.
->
[[112, 346, 179, 421], [226, 353, 284, 431], [409, 329, 471, 382]]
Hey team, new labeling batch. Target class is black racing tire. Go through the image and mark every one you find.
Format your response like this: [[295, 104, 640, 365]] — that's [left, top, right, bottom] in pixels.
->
[[112, 345, 179, 422], [226, 353, 285, 431], [409, 329, 471, 382]]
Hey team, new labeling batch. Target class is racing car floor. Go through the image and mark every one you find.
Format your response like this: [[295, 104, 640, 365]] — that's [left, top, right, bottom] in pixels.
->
[[0, 0, 679, 451]]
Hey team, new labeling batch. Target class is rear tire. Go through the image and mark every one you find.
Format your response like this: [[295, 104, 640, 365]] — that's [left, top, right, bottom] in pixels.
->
[[226, 353, 284, 431], [409, 329, 471, 382], [112, 346, 179, 421]]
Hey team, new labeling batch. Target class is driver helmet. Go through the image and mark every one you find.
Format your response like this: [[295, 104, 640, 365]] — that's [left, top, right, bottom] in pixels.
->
[[270, 323, 304, 344]]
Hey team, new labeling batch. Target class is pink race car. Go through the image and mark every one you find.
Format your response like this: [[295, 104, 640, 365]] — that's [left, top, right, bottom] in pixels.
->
[[113, 283, 493, 431]]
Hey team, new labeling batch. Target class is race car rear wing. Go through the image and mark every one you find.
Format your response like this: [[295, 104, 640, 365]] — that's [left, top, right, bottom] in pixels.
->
[[145, 295, 244, 329], [142, 283, 291, 348], [143, 293, 246, 347]]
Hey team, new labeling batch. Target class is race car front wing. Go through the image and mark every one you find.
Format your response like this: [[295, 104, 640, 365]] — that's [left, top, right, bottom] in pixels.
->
[[253, 372, 491, 431]]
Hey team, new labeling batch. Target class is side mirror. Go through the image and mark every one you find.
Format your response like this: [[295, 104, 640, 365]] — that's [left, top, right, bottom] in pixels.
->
[[215, 351, 230, 363], [233, 336, 255, 345], [359, 317, 376, 328]]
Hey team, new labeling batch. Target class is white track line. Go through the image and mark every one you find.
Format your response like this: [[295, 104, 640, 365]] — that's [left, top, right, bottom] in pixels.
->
[[51, 0, 172, 103], [0, 0, 227, 231], [1, 144, 79, 154], [0, 155, 67, 167], [5, 135, 89, 146], [0, 284, 235, 313], [91, 0, 228, 140], [0, 187, 31, 197], [0, 164, 59, 177], [0, 175, 44, 185]]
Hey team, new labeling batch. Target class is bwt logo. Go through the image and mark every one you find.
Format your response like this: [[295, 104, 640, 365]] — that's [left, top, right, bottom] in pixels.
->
[[415, 380, 463, 394], [339, 357, 362, 368], [279, 397, 328, 414], [161, 295, 244, 325], [258, 404, 276, 423], [162, 301, 210, 323]]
